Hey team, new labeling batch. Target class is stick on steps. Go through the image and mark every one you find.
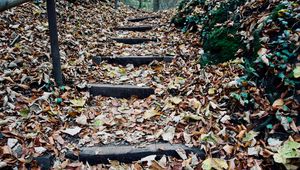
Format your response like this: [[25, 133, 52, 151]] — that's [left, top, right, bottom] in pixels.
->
[[65, 143, 205, 165], [92, 56, 174, 66], [111, 38, 157, 44], [89, 84, 154, 98]]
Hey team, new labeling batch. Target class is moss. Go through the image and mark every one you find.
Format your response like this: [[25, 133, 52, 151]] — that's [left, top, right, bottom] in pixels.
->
[[200, 26, 243, 66]]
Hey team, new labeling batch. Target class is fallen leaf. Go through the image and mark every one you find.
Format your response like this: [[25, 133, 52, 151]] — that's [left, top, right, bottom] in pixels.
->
[[70, 98, 86, 107], [257, 48, 268, 56], [293, 66, 300, 78], [7, 138, 18, 148], [176, 148, 187, 159], [162, 126, 175, 142], [272, 99, 284, 109], [261, 55, 269, 66], [273, 141, 300, 166], [223, 144, 234, 155], [62, 126, 82, 136], [202, 157, 228, 170], [76, 114, 88, 125], [143, 108, 161, 119], [208, 88, 215, 95], [34, 147, 47, 154], [169, 97, 182, 104], [243, 131, 259, 142], [268, 138, 283, 147], [140, 155, 156, 166]]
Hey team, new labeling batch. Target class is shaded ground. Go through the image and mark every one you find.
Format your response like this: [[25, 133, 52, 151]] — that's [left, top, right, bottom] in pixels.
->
[[0, 0, 299, 169]]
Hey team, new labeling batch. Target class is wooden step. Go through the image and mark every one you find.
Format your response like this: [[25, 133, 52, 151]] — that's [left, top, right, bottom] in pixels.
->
[[111, 38, 157, 44], [88, 84, 154, 98], [128, 15, 161, 22], [92, 56, 174, 66], [65, 143, 205, 165], [114, 25, 153, 32]]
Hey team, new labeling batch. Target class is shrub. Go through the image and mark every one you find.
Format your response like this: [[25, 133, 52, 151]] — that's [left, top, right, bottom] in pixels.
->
[[201, 26, 243, 66]]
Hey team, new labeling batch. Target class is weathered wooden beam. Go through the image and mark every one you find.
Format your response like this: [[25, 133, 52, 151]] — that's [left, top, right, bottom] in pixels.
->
[[114, 25, 153, 32], [89, 84, 154, 98], [111, 38, 157, 44], [0, 0, 30, 12], [127, 15, 161, 22], [92, 55, 174, 66], [65, 143, 205, 165]]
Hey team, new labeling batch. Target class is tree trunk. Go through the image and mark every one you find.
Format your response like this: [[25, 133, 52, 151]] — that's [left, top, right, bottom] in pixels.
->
[[138, 0, 142, 8], [0, 0, 30, 12], [153, 0, 159, 12]]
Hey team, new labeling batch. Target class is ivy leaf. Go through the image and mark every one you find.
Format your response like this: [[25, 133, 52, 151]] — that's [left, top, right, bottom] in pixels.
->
[[273, 141, 300, 164], [243, 131, 259, 142], [18, 108, 30, 117]]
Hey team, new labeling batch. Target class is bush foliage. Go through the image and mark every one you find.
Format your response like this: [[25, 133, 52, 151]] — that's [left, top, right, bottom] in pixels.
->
[[172, 0, 300, 138], [172, 0, 299, 102]]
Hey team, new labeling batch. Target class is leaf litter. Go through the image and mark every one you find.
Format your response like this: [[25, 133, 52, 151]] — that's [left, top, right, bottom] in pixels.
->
[[0, 0, 299, 169]]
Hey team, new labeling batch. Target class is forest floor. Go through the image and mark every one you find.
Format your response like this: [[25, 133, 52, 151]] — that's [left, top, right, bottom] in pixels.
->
[[0, 0, 299, 169]]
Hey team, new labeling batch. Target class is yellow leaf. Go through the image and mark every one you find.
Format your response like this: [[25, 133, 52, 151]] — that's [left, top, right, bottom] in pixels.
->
[[202, 158, 228, 170], [278, 9, 289, 17], [121, 52, 131, 56], [70, 98, 86, 107], [272, 99, 284, 109], [169, 97, 182, 105], [208, 88, 215, 95], [179, 44, 185, 50], [184, 114, 202, 121], [143, 108, 161, 119], [293, 66, 300, 78]]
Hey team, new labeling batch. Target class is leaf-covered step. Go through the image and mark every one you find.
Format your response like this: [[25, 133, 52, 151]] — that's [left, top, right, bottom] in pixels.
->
[[114, 25, 153, 32], [88, 84, 154, 99], [111, 37, 157, 44], [127, 15, 161, 22], [65, 143, 205, 165], [92, 55, 174, 66]]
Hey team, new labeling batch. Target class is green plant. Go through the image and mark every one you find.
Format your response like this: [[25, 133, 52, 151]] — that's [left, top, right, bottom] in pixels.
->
[[201, 26, 243, 66], [245, 2, 299, 102]]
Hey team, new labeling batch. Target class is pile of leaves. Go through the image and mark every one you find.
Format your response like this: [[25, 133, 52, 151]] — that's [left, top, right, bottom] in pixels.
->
[[172, 0, 300, 168]]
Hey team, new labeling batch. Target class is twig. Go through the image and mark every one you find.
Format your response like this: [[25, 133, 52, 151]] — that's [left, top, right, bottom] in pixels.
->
[[9, 34, 21, 47]]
